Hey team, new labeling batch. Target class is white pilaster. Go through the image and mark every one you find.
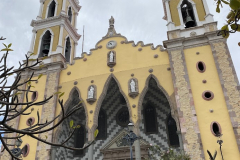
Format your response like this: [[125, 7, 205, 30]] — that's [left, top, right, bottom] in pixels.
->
[[28, 29, 37, 56], [74, 12, 78, 30], [202, 0, 214, 22], [55, 24, 64, 54], [61, 0, 67, 14], [165, 0, 176, 31], [88, 144, 94, 160], [135, 139, 141, 160], [37, 1, 44, 20], [192, 3, 200, 26], [74, 42, 78, 59]]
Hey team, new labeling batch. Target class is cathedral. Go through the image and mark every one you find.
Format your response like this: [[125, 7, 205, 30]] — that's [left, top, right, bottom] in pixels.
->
[[1, 0, 240, 160]]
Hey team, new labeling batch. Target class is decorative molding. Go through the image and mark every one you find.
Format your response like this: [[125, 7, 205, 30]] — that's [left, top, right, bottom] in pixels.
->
[[45, 0, 58, 19], [31, 13, 81, 42]]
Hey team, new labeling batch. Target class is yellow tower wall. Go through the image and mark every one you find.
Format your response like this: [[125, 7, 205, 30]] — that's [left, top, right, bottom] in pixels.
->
[[184, 45, 240, 160], [17, 75, 47, 160]]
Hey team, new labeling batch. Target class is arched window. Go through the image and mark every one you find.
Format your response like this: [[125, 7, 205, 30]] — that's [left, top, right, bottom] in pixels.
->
[[68, 7, 72, 23], [47, 0, 56, 18], [39, 30, 51, 58], [65, 37, 71, 62], [144, 104, 158, 134], [97, 109, 107, 140], [181, 0, 196, 28], [167, 114, 180, 147], [74, 125, 85, 156]]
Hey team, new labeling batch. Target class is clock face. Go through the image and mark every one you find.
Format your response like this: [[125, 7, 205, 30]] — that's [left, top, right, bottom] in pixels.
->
[[106, 40, 117, 49]]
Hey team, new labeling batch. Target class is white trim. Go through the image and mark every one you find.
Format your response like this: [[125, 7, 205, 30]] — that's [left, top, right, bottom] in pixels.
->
[[37, 1, 44, 20], [177, 0, 199, 27], [68, 0, 81, 12], [74, 12, 78, 29], [37, 28, 54, 57], [61, 0, 67, 14], [45, 0, 58, 19], [63, 35, 72, 63], [28, 29, 37, 56]]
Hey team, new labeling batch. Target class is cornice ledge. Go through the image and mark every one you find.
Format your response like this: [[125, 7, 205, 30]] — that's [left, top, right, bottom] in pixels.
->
[[70, 0, 81, 11], [124, 40, 165, 51], [31, 14, 81, 40]]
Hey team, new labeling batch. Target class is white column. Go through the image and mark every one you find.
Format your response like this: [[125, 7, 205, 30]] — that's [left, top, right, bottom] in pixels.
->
[[177, 131, 184, 150], [74, 12, 78, 30], [135, 139, 141, 160], [61, 0, 67, 14], [37, 0, 44, 20], [55, 24, 64, 54], [177, 7, 184, 26], [74, 42, 78, 59], [165, 0, 175, 31], [88, 144, 94, 160], [192, 3, 200, 25], [202, 0, 214, 22], [28, 29, 37, 56]]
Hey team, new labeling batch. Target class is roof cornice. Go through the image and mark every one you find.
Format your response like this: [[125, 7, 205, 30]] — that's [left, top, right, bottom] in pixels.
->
[[31, 14, 81, 41]]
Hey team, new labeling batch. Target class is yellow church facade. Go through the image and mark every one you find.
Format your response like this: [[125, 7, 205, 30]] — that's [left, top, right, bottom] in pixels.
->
[[1, 0, 240, 160]]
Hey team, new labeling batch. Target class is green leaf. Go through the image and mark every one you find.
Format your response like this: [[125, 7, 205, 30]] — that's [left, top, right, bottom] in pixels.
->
[[59, 92, 65, 98], [38, 74, 43, 80], [230, 0, 240, 10], [3, 43, 7, 48], [8, 43, 12, 48], [45, 135, 48, 140], [94, 129, 99, 138], [27, 81, 31, 86], [70, 120, 74, 128], [42, 56, 48, 60], [1, 48, 13, 52], [76, 125, 81, 128], [30, 52, 35, 56], [28, 59, 37, 61], [54, 92, 62, 95], [39, 65, 45, 69], [221, 0, 230, 4]]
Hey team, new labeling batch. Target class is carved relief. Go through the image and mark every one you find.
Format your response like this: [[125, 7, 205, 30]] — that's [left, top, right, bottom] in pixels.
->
[[107, 51, 116, 67], [87, 85, 97, 104], [128, 78, 139, 99]]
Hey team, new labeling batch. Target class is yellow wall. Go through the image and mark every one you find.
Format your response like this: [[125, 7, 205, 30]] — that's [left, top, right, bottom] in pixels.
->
[[55, 36, 174, 129], [42, 0, 63, 19], [184, 45, 240, 160], [34, 26, 60, 55], [17, 75, 47, 160], [169, 0, 206, 26]]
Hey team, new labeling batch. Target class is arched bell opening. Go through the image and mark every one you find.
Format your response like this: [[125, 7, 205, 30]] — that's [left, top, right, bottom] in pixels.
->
[[68, 7, 73, 23], [39, 30, 52, 58], [166, 114, 180, 147], [65, 37, 71, 62], [139, 77, 181, 156], [92, 77, 131, 159], [54, 89, 88, 159], [181, 0, 197, 28], [47, 0, 56, 18]]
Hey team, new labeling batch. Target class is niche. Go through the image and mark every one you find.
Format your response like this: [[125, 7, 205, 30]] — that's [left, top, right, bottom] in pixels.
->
[[22, 144, 30, 157], [31, 91, 38, 101]]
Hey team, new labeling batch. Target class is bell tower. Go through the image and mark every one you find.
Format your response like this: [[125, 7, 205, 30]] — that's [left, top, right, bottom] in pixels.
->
[[163, 0, 240, 159], [163, 0, 215, 39], [28, 0, 81, 63]]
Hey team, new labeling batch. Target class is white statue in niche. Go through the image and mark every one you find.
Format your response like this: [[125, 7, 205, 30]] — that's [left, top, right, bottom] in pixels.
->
[[109, 51, 114, 62], [88, 86, 94, 99], [130, 79, 136, 92]]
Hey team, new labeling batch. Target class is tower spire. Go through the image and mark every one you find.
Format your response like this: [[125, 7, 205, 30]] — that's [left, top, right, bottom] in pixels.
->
[[109, 16, 115, 28]]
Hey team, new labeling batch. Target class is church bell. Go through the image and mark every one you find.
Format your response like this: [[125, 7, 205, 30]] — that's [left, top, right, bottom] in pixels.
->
[[185, 15, 195, 28]]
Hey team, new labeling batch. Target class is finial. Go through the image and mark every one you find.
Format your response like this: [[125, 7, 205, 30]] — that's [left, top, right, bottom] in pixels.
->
[[109, 16, 115, 28]]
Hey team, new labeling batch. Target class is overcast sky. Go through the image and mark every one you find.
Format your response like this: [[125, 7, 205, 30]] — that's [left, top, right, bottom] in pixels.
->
[[0, 0, 239, 82]]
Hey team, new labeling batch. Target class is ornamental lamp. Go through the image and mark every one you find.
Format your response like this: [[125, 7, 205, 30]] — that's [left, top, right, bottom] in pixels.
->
[[15, 138, 23, 148], [128, 123, 134, 132]]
